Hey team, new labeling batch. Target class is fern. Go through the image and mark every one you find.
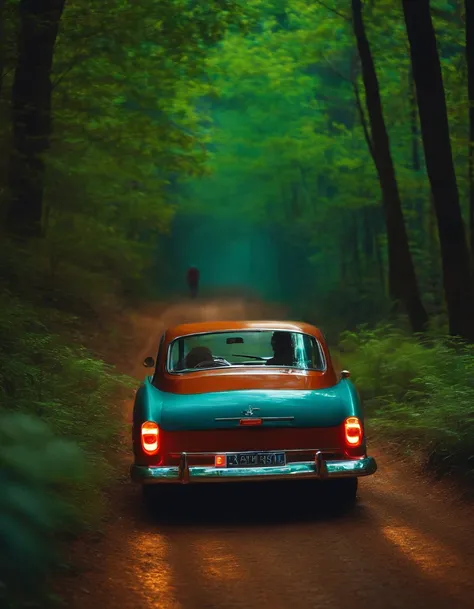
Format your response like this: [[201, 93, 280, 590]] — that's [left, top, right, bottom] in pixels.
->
[[339, 325, 474, 479]]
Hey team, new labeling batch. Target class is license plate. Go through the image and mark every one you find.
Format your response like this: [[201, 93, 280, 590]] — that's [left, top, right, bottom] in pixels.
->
[[226, 452, 286, 468]]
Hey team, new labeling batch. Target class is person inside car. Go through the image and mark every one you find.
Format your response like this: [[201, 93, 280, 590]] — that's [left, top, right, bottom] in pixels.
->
[[265, 331, 296, 367], [184, 346, 213, 368], [184, 346, 232, 369]]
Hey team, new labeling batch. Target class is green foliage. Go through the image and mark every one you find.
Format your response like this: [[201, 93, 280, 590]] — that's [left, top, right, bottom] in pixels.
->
[[1, 0, 250, 304], [0, 237, 122, 317], [0, 412, 85, 602], [0, 288, 133, 602], [0, 290, 131, 466], [172, 0, 473, 329], [175, 0, 393, 323], [339, 326, 474, 480], [38, 0, 249, 300]]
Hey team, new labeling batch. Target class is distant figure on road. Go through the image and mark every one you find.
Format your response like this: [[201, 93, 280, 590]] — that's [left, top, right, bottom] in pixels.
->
[[187, 266, 200, 298]]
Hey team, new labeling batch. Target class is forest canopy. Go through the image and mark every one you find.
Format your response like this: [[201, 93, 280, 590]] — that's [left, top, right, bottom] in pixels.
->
[[177, 0, 474, 336], [0, 0, 473, 333]]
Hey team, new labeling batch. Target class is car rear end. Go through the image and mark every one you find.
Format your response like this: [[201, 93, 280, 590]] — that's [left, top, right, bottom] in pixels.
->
[[131, 384, 377, 487]]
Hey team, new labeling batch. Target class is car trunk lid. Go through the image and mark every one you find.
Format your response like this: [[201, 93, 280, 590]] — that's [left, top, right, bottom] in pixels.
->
[[159, 388, 347, 432]]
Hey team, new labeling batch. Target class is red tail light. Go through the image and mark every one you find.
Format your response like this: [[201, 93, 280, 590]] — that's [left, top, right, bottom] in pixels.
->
[[344, 417, 363, 447], [141, 421, 160, 455]]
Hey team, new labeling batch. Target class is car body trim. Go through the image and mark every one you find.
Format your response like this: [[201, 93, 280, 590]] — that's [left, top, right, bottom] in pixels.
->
[[214, 416, 295, 422], [130, 452, 377, 485]]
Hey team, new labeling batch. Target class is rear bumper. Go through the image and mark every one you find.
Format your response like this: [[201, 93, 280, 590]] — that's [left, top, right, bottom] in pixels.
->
[[130, 452, 377, 485]]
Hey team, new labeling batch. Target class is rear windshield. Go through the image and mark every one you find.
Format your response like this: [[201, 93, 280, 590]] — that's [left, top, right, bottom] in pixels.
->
[[167, 330, 325, 373]]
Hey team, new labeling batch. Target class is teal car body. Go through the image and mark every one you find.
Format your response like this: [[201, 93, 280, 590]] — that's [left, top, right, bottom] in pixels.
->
[[130, 320, 377, 502]]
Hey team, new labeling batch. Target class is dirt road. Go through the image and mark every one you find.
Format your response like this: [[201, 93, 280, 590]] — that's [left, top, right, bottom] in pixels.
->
[[66, 299, 474, 609]]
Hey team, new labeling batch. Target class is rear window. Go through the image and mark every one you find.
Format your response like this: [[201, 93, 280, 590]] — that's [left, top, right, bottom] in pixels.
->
[[167, 330, 325, 373]]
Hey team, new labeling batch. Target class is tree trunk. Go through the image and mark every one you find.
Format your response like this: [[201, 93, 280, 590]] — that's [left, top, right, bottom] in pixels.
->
[[403, 0, 474, 341], [6, 0, 65, 237], [409, 67, 420, 172], [352, 0, 428, 333], [408, 65, 427, 257], [466, 0, 474, 261], [427, 193, 442, 315], [374, 230, 385, 291], [0, 0, 5, 98]]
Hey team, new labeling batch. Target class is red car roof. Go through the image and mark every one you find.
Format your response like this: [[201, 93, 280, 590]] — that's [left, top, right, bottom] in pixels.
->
[[165, 320, 325, 342]]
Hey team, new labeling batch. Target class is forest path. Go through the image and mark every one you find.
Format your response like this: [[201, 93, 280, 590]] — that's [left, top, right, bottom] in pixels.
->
[[64, 298, 474, 609]]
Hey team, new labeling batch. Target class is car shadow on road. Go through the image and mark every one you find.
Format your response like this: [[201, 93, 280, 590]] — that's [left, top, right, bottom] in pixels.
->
[[138, 480, 371, 528]]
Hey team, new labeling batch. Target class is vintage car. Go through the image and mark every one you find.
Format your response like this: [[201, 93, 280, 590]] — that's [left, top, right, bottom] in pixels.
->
[[130, 320, 377, 506]]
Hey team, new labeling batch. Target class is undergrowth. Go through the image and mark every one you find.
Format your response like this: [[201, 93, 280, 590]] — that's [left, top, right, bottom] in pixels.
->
[[0, 290, 133, 606], [339, 325, 474, 481]]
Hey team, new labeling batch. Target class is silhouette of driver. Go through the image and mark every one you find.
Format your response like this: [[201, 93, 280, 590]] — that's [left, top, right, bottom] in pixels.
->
[[266, 331, 295, 367]]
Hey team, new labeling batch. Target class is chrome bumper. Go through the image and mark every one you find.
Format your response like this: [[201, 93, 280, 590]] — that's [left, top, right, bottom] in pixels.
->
[[130, 450, 377, 485]]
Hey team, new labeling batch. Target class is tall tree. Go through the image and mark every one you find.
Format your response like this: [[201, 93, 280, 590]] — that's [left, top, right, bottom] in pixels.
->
[[408, 68, 420, 173], [351, 0, 428, 332], [402, 0, 474, 341], [0, 0, 5, 98], [466, 0, 474, 260], [6, 0, 65, 237]]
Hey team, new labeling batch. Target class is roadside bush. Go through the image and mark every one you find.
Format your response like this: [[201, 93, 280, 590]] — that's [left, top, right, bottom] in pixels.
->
[[0, 412, 85, 606], [0, 290, 133, 506], [0, 289, 133, 604], [0, 237, 123, 318], [339, 325, 474, 481]]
